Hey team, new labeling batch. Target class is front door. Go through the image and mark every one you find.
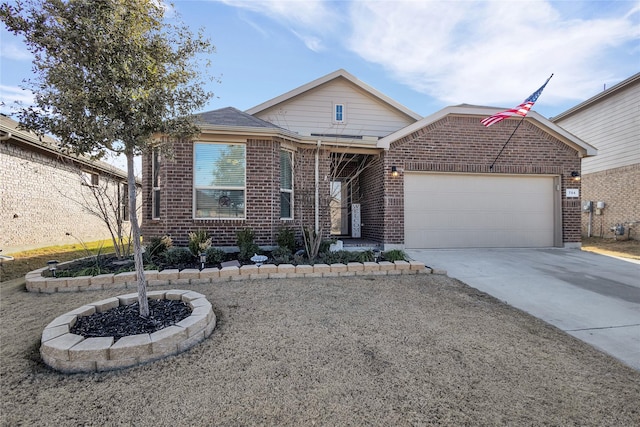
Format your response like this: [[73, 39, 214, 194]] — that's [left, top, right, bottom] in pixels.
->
[[330, 180, 349, 236]]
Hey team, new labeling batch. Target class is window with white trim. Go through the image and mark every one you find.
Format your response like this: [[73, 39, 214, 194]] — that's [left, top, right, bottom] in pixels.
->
[[334, 103, 345, 123], [280, 150, 293, 219], [194, 142, 246, 219], [152, 148, 161, 219]]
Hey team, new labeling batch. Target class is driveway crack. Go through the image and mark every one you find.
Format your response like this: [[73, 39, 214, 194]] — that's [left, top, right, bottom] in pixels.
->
[[566, 323, 640, 332]]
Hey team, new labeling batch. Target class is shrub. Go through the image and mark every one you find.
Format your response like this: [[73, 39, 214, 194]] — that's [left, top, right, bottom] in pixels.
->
[[271, 246, 292, 265], [188, 230, 212, 256], [236, 228, 260, 262], [318, 239, 335, 255], [205, 247, 226, 265], [163, 247, 194, 266], [276, 227, 296, 253], [355, 250, 374, 263], [319, 249, 354, 265], [383, 249, 406, 262], [145, 235, 172, 263]]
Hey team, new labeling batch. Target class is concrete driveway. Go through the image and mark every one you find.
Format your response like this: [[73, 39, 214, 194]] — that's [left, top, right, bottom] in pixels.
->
[[406, 248, 640, 370]]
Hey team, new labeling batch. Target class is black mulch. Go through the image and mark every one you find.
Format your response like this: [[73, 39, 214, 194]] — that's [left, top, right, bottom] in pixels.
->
[[70, 299, 192, 342]]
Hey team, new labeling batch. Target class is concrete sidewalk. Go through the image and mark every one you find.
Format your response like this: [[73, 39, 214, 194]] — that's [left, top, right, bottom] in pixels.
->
[[406, 248, 640, 370]]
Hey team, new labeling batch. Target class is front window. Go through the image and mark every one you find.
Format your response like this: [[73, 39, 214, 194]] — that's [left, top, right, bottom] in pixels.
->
[[194, 142, 246, 219], [280, 150, 293, 219]]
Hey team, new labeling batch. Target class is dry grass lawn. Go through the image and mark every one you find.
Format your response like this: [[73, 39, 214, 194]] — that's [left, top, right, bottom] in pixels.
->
[[1, 274, 639, 426]]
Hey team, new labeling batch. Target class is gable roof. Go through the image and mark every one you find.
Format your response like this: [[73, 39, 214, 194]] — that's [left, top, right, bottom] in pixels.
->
[[197, 107, 283, 129], [551, 72, 640, 122], [0, 114, 130, 180], [376, 104, 597, 157], [245, 69, 422, 121]]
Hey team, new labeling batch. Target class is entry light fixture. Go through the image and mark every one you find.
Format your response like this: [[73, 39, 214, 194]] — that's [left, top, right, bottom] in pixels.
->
[[391, 166, 399, 177], [571, 171, 581, 181]]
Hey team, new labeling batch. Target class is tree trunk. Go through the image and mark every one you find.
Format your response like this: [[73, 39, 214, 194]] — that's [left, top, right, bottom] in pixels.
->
[[127, 151, 149, 317]]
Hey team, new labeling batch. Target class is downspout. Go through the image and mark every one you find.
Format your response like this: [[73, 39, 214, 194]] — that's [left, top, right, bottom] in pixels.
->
[[315, 140, 321, 234]]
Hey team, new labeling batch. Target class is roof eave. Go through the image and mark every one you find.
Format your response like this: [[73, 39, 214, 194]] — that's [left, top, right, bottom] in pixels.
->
[[551, 72, 640, 122], [245, 69, 422, 121]]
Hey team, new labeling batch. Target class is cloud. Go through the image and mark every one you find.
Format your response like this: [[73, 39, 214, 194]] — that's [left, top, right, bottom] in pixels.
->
[[218, 0, 341, 51], [0, 85, 35, 115], [346, 0, 640, 106], [0, 39, 32, 61]]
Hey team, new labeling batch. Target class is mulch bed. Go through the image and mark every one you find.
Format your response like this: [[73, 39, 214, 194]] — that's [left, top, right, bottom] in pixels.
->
[[70, 299, 192, 341]]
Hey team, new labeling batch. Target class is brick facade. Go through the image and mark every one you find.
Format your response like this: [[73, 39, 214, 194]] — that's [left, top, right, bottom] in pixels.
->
[[1, 140, 132, 253], [381, 116, 583, 246], [580, 163, 640, 238], [141, 115, 585, 249], [141, 139, 333, 247]]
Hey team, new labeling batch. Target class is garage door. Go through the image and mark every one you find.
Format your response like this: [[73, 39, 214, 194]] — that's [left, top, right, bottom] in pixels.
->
[[404, 173, 556, 248]]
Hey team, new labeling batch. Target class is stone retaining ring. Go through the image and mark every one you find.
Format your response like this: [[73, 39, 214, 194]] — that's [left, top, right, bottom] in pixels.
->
[[40, 290, 216, 373]]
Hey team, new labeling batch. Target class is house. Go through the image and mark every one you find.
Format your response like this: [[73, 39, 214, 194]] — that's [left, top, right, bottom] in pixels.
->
[[552, 73, 639, 238], [141, 69, 596, 250], [0, 114, 137, 253]]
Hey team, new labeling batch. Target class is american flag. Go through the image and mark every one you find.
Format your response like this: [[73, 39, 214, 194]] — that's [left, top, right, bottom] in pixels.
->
[[481, 74, 553, 127]]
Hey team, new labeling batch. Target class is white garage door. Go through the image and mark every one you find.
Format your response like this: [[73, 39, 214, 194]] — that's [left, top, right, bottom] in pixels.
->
[[404, 173, 556, 248]]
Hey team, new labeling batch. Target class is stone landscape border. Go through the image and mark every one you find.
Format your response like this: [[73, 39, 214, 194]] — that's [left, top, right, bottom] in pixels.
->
[[26, 260, 433, 293], [40, 289, 215, 373]]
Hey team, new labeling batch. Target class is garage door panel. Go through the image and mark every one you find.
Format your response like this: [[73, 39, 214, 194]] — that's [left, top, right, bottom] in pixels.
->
[[404, 173, 555, 248]]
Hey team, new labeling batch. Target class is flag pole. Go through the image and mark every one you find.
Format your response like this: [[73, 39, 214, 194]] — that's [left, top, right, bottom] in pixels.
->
[[489, 115, 527, 171]]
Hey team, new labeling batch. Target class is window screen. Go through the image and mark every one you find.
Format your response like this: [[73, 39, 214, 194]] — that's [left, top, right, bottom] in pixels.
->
[[194, 143, 246, 219]]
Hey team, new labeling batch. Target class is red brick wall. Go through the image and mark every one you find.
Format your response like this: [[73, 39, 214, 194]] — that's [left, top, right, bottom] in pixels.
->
[[141, 140, 333, 247], [383, 116, 583, 245]]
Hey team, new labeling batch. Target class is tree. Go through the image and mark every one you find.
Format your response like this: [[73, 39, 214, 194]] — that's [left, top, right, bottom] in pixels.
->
[[1, 0, 214, 316]]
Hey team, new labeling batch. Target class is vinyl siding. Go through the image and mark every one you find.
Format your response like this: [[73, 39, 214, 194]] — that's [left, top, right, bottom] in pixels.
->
[[253, 78, 416, 138], [555, 81, 639, 174]]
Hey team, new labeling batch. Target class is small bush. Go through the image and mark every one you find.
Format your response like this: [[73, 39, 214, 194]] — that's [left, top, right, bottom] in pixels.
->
[[236, 228, 260, 262], [318, 239, 335, 255], [205, 247, 226, 265], [355, 250, 374, 263], [163, 247, 194, 266], [145, 235, 172, 263], [383, 249, 406, 262], [271, 246, 292, 265], [188, 230, 212, 256], [319, 249, 355, 265], [276, 227, 296, 253]]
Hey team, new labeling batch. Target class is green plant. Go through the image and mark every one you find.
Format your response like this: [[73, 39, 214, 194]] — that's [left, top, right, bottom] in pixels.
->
[[355, 250, 374, 263], [163, 247, 194, 265], [319, 239, 336, 255], [145, 235, 172, 262], [188, 230, 212, 256], [271, 246, 292, 265], [236, 228, 260, 262], [383, 249, 407, 262], [276, 227, 296, 253], [205, 247, 226, 265]]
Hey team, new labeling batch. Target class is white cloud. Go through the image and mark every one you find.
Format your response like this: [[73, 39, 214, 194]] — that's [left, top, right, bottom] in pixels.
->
[[347, 0, 640, 106], [218, 0, 341, 50], [0, 85, 35, 115], [0, 39, 32, 61]]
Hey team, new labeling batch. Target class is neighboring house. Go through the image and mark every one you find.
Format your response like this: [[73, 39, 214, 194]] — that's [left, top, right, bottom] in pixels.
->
[[142, 69, 596, 250], [0, 114, 138, 253], [552, 73, 640, 238]]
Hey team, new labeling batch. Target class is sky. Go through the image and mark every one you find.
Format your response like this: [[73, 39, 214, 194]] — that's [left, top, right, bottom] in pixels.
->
[[1, 0, 639, 171]]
